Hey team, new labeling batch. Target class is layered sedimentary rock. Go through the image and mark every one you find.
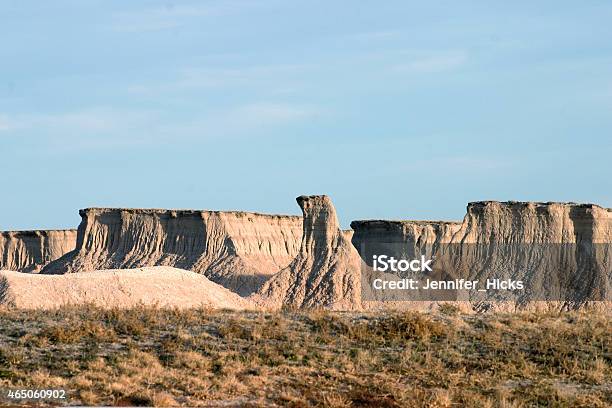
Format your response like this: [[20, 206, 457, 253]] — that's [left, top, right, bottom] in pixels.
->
[[0, 230, 77, 273], [256, 195, 362, 310], [453, 201, 612, 244], [0, 267, 252, 310], [42, 208, 302, 296], [351, 220, 461, 245], [8, 198, 608, 312], [450, 202, 611, 309], [352, 201, 612, 310], [351, 219, 462, 262], [350, 220, 465, 307], [353, 201, 612, 245]]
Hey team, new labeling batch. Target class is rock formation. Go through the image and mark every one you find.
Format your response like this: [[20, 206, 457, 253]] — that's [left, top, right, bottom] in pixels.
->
[[2, 197, 608, 312], [451, 201, 611, 309], [453, 201, 612, 244], [255, 195, 363, 310], [351, 219, 462, 262], [41, 208, 302, 296], [350, 220, 465, 306], [0, 267, 252, 310], [351, 201, 612, 310], [351, 220, 461, 244], [0, 230, 77, 273]]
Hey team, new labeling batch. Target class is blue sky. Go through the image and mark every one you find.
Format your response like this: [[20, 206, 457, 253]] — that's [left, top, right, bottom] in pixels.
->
[[1, 1, 611, 230]]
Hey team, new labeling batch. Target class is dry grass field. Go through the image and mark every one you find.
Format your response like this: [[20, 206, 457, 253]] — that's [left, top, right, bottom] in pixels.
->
[[0, 305, 609, 407]]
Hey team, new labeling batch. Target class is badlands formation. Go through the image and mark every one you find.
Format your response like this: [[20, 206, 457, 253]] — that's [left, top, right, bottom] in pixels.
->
[[42, 208, 302, 296], [352, 201, 612, 311], [0, 196, 610, 311], [255, 195, 362, 310], [0, 229, 76, 273]]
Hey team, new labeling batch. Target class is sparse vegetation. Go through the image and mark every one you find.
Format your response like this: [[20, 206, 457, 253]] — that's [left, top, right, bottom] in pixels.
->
[[0, 306, 609, 407]]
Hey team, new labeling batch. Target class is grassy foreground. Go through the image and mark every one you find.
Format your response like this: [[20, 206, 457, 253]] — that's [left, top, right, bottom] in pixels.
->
[[0, 306, 610, 407]]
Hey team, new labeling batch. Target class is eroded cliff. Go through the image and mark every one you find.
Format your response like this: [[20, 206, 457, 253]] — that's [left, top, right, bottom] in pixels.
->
[[41, 208, 302, 295], [455, 201, 612, 243], [351, 219, 462, 263], [0, 230, 77, 273], [255, 195, 363, 310], [351, 201, 612, 310], [7, 197, 609, 311]]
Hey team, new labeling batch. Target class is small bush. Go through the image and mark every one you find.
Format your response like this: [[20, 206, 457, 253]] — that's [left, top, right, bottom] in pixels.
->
[[38, 321, 116, 344]]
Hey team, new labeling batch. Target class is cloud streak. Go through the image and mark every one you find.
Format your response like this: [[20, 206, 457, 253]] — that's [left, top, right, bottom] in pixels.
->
[[0, 101, 320, 151], [0, 115, 15, 132], [109, 1, 257, 33], [392, 50, 468, 73], [127, 64, 312, 95]]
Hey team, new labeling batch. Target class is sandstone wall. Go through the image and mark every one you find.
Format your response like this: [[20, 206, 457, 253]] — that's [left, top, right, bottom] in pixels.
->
[[351, 219, 462, 263], [351, 201, 612, 310], [0, 229, 77, 273], [41, 208, 302, 295], [454, 201, 612, 244], [256, 195, 362, 310], [351, 202, 612, 245], [451, 202, 611, 309], [16, 198, 610, 311]]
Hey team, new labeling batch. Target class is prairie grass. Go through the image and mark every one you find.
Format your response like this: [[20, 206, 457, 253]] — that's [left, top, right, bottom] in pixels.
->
[[0, 305, 609, 407]]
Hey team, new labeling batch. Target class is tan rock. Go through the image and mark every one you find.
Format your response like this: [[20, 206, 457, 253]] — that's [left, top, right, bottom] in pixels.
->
[[41, 208, 302, 296], [454, 201, 612, 244], [255, 195, 363, 310], [351, 201, 612, 311], [0, 230, 77, 273]]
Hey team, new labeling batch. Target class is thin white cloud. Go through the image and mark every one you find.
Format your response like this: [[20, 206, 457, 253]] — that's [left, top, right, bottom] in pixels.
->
[[350, 30, 401, 41], [127, 64, 311, 95], [392, 50, 468, 73], [109, 2, 256, 33], [154, 102, 320, 141], [0, 108, 157, 150], [112, 20, 180, 33], [400, 155, 515, 172], [16, 109, 153, 133], [2, 102, 320, 150], [182, 64, 310, 86], [230, 102, 316, 125], [0, 115, 16, 132]]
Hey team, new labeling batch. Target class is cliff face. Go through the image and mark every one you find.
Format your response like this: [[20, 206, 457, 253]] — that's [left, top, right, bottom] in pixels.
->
[[454, 201, 612, 244], [11, 198, 609, 311], [451, 202, 611, 308], [0, 230, 77, 273], [351, 220, 461, 245], [351, 220, 462, 263], [351, 202, 612, 244], [351, 201, 612, 309], [256, 195, 362, 310], [41, 208, 302, 296]]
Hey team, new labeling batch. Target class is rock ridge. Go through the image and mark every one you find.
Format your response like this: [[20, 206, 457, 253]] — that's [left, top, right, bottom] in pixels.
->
[[42, 208, 302, 296], [0, 229, 77, 273], [255, 195, 362, 310], [351, 200, 611, 310], [80, 207, 302, 219]]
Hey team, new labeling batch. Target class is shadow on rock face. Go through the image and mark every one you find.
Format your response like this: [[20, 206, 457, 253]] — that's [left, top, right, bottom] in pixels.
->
[[255, 195, 363, 310]]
